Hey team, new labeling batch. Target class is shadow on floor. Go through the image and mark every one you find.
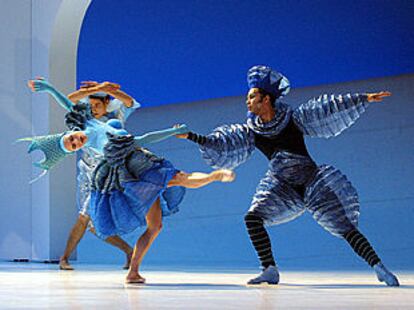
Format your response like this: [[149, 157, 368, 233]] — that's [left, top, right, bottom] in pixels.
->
[[124, 283, 248, 290], [281, 283, 414, 290]]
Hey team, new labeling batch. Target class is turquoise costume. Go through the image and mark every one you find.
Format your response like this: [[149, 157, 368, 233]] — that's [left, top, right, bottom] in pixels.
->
[[21, 79, 188, 239], [65, 105, 187, 238]]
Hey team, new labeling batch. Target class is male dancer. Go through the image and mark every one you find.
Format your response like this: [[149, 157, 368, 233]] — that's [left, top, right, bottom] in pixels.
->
[[176, 65, 399, 286]]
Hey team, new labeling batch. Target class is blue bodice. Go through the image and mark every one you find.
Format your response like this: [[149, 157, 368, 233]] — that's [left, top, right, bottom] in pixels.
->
[[84, 119, 127, 154]]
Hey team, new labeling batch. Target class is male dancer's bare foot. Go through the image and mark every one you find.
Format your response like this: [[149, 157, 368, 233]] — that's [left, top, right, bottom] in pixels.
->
[[125, 271, 146, 284], [59, 258, 74, 270], [123, 251, 133, 270], [213, 169, 236, 182]]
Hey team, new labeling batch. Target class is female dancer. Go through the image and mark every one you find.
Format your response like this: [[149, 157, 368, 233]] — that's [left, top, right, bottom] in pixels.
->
[[28, 78, 138, 270], [23, 78, 235, 283]]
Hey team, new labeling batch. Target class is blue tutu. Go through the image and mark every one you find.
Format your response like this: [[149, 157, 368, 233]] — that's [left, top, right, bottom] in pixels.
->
[[89, 133, 185, 239]]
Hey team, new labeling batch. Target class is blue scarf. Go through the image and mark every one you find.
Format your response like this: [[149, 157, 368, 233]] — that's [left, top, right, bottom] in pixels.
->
[[246, 101, 292, 137]]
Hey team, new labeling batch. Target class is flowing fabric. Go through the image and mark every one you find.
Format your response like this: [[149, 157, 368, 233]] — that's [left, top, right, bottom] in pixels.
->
[[89, 133, 185, 239]]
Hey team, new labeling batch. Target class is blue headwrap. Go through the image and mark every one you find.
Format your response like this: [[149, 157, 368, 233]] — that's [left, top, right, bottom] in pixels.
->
[[247, 65, 290, 99]]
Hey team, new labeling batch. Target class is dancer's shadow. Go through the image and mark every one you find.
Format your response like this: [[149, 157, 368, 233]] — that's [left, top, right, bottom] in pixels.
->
[[280, 283, 414, 290], [125, 283, 247, 291]]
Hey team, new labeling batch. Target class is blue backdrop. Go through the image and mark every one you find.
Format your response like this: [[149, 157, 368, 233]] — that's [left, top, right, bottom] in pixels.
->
[[78, 74, 414, 270], [76, 1, 414, 270], [78, 0, 414, 107]]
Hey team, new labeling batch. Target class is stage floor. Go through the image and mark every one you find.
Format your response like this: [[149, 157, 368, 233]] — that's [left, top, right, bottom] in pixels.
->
[[0, 263, 413, 309]]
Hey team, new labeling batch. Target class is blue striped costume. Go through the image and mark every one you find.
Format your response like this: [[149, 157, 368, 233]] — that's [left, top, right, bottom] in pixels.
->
[[186, 64, 399, 286], [195, 93, 368, 237]]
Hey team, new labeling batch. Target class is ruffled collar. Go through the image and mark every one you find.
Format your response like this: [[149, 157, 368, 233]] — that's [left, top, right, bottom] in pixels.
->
[[246, 101, 292, 136]]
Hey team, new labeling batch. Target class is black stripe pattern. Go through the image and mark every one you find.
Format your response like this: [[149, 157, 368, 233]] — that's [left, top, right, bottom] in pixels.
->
[[245, 212, 276, 268], [187, 132, 207, 145], [343, 229, 380, 267]]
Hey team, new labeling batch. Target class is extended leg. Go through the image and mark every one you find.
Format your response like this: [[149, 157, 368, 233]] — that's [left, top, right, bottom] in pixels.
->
[[60, 214, 90, 270], [167, 169, 235, 189], [343, 229, 399, 286], [306, 165, 399, 287], [126, 198, 162, 284]]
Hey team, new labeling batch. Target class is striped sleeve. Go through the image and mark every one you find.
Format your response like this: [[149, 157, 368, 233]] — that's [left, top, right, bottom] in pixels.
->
[[292, 93, 369, 138], [187, 124, 255, 169]]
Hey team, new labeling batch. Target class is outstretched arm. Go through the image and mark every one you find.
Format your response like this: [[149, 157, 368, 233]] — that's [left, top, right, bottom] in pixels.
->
[[293, 91, 391, 138], [175, 123, 255, 170], [176, 130, 207, 145], [134, 124, 189, 146], [28, 77, 74, 112]]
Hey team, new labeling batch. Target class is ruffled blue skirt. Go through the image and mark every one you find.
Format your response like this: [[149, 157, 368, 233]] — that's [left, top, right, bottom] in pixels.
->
[[89, 134, 185, 239], [90, 160, 185, 239]]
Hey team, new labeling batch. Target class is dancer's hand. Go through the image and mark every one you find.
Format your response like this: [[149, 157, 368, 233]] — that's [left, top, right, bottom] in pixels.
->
[[367, 91, 391, 103], [99, 81, 121, 93], [27, 77, 53, 93], [80, 81, 99, 89], [174, 124, 189, 138]]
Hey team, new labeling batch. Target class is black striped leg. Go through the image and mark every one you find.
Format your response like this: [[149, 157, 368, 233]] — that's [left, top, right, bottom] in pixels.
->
[[343, 229, 381, 267], [244, 212, 276, 268]]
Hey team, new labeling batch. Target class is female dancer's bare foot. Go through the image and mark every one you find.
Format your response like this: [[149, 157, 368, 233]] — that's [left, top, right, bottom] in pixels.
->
[[59, 258, 74, 270], [126, 271, 146, 284], [123, 251, 133, 270], [213, 169, 236, 182]]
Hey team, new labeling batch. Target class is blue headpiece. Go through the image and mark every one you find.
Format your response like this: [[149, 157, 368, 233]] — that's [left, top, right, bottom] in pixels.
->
[[17, 133, 73, 182], [247, 65, 290, 99]]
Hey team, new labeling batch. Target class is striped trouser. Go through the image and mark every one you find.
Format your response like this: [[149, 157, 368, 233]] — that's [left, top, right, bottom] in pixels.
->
[[245, 165, 382, 268], [245, 211, 381, 268]]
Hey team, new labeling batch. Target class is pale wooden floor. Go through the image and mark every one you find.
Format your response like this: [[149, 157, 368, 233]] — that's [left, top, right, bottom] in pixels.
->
[[0, 263, 413, 309]]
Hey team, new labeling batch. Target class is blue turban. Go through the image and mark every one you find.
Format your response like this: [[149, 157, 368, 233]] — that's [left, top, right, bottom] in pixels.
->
[[247, 65, 290, 98]]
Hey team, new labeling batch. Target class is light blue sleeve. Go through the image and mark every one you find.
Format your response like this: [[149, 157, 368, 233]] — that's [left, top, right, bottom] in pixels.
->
[[134, 125, 188, 146], [292, 93, 369, 138], [44, 85, 74, 112], [31, 79, 74, 111]]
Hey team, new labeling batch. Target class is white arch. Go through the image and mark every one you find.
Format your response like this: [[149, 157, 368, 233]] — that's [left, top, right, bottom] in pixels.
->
[[34, 0, 92, 260]]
